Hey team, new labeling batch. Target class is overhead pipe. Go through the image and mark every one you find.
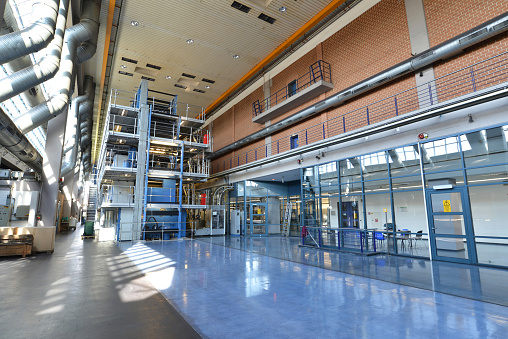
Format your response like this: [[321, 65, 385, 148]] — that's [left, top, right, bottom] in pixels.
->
[[0, 0, 60, 65], [13, 0, 100, 134], [0, 108, 42, 171], [61, 76, 94, 176], [0, 0, 70, 103], [210, 11, 508, 159], [1, 2, 48, 108]]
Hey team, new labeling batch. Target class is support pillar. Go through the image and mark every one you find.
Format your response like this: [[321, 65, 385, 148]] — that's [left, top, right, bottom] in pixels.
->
[[405, 0, 438, 108], [39, 110, 68, 227], [133, 80, 149, 240]]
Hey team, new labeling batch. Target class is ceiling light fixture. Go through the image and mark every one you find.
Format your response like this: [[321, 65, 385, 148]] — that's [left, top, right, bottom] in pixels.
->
[[186, 39, 194, 44], [233, 54, 240, 59], [165, 76, 172, 79], [279, 6, 287, 13], [120, 65, 126, 68], [131, 20, 139, 26]]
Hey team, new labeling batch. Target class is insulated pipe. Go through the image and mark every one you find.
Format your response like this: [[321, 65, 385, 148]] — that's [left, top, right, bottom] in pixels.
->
[[0, 108, 42, 171], [13, 0, 100, 134], [60, 94, 87, 176], [61, 76, 94, 176], [0, 0, 70, 104], [210, 11, 508, 159], [0, 0, 60, 65]]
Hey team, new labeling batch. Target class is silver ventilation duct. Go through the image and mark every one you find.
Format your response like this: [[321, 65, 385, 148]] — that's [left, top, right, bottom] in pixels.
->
[[0, 0, 60, 65], [0, 109, 42, 171], [61, 76, 94, 176], [13, 0, 100, 134], [211, 11, 508, 159], [0, 0, 70, 103]]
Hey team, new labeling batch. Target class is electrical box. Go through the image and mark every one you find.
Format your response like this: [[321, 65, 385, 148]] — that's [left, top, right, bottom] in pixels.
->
[[15, 205, 30, 218], [113, 154, 128, 167], [210, 206, 226, 235], [0, 205, 10, 226], [231, 210, 240, 235]]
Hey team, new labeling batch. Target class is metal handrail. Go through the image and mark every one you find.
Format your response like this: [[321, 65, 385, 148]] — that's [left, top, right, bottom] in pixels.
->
[[215, 51, 508, 174], [252, 60, 332, 117]]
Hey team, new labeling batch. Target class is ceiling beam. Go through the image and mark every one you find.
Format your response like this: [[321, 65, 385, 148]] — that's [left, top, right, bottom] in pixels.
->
[[204, 0, 347, 115], [93, 0, 117, 163]]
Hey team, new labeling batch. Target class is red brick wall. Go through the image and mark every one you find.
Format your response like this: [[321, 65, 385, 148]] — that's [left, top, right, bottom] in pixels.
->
[[232, 86, 264, 140], [212, 107, 234, 151], [210, 0, 508, 173], [424, 0, 508, 78], [270, 49, 320, 124]]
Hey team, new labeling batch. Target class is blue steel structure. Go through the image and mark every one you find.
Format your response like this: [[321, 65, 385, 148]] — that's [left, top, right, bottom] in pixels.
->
[[95, 80, 210, 241]]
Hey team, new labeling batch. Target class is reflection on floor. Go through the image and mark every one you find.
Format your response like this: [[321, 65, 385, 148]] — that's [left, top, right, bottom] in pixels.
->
[[201, 236, 508, 306], [119, 237, 508, 338], [0, 229, 200, 339]]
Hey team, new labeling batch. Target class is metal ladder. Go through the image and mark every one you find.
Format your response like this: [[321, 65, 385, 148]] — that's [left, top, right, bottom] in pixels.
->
[[282, 200, 292, 237]]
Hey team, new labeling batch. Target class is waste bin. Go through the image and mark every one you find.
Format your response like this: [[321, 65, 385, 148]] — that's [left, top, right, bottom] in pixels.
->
[[84, 221, 94, 236]]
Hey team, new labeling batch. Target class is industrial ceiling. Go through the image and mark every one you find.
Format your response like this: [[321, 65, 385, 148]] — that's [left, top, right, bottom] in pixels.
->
[[87, 0, 350, 162]]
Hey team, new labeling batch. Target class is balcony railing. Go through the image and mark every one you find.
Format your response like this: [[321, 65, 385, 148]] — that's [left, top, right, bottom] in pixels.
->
[[214, 51, 508, 174], [253, 60, 332, 117]]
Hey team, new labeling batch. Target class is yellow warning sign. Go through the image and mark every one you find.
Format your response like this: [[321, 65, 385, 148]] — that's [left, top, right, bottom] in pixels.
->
[[383, 208, 387, 213], [443, 200, 451, 212]]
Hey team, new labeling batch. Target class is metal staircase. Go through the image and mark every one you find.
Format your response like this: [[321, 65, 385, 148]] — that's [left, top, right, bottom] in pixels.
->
[[86, 185, 97, 222]]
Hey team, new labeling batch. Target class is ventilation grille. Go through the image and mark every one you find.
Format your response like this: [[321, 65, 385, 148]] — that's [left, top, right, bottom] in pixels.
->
[[352, 84, 369, 94], [493, 20, 508, 32], [175, 84, 187, 89], [141, 76, 155, 82], [146, 63, 162, 70], [121, 57, 138, 64], [182, 73, 196, 79], [119, 71, 134, 76], [258, 13, 276, 24], [414, 50, 434, 61], [193, 89, 206, 93], [231, 1, 251, 13], [202, 78, 215, 84], [459, 27, 489, 45]]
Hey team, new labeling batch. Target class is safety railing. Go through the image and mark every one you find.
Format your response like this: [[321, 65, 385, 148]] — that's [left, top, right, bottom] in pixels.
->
[[150, 119, 210, 145], [150, 119, 179, 140], [253, 60, 332, 117], [301, 227, 429, 256], [99, 185, 135, 207], [103, 150, 138, 169], [108, 114, 139, 135], [215, 51, 508, 174], [148, 96, 206, 122], [147, 152, 210, 176], [109, 88, 141, 109]]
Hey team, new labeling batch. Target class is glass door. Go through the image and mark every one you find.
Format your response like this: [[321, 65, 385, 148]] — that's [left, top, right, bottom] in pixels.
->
[[250, 203, 267, 236], [426, 187, 476, 263]]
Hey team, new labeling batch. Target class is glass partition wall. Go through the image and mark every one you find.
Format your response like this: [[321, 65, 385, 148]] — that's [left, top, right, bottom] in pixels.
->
[[299, 124, 508, 267]]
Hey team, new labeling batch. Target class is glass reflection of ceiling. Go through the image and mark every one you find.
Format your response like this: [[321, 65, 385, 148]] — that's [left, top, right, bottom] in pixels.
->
[[422, 136, 471, 158], [394, 146, 419, 162], [318, 162, 337, 174], [361, 152, 387, 166]]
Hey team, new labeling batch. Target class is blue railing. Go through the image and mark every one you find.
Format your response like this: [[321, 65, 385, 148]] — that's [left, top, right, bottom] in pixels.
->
[[214, 51, 508, 174], [252, 60, 332, 117], [301, 227, 429, 255]]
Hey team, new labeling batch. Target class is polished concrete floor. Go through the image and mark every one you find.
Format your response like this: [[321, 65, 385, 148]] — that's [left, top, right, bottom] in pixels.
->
[[0, 228, 200, 339], [3, 230, 508, 338], [118, 236, 508, 338]]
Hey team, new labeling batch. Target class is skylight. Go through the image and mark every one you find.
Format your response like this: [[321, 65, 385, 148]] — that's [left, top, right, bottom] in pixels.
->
[[0, 0, 54, 156]]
